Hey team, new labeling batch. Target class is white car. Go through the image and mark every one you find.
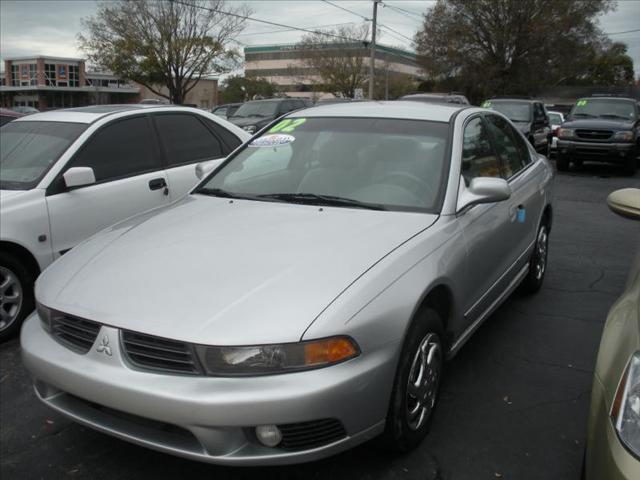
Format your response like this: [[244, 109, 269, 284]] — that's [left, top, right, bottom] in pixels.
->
[[0, 105, 249, 340], [547, 110, 565, 154]]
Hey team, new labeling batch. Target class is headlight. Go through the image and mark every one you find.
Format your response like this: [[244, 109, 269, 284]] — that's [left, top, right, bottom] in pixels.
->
[[611, 351, 640, 457], [195, 336, 360, 376], [614, 131, 634, 142], [36, 301, 61, 332], [242, 125, 257, 134], [557, 128, 574, 139]]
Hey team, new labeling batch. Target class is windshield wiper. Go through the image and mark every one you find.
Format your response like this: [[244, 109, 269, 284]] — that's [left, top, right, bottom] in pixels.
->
[[598, 114, 629, 120], [193, 187, 268, 202], [258, 193, 388, 211], [573, 113, 595, 118]]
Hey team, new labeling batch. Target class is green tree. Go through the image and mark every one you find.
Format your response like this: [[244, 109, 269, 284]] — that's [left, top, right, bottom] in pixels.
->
[[415, 0, 615, 101], [79, 0, 249, 104], [221, 75, 278, 103], [584, 42, 635, 86]]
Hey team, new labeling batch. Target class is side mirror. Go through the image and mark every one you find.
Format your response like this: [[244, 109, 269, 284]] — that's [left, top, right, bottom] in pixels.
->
[[63, 167, 96, 189], [457, 177, 511, 213], [607, 188, 640, 220], [195, 157, 225, 179]]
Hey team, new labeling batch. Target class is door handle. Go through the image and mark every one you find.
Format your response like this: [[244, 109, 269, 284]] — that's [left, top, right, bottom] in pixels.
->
[[149, 177, 169, 195]]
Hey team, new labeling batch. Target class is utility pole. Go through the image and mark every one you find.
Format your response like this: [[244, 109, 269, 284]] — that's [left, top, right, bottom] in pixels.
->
[[368, 0, 378, 100]]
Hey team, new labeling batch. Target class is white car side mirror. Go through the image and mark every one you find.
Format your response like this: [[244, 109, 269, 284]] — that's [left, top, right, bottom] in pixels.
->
[[195, 158, 225, 179], [63, 167, 96, 189], [457, 177, 511, 213], [607, 188, 640, 220]]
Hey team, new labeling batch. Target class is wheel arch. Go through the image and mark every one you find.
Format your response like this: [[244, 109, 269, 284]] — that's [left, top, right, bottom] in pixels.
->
[[407, 283, 455, 351], [0, 241, 41, 280]]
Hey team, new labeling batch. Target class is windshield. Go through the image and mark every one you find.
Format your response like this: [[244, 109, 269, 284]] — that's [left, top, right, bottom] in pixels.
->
[[0, 121, 87, 190], [570, 99, 636, 120], [486, 101, 531, 122], [548, 112, 563, 125], [195, 117, 450, 212], [232, 101, 280, 118]]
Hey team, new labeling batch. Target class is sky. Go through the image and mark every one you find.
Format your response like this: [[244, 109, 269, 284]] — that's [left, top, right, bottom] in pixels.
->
[[1, 0, 639, 79]]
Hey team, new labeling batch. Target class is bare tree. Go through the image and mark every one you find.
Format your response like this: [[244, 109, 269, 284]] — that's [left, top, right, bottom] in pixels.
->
[[298, 24, 370, 98], [79, 0, 249, 104]]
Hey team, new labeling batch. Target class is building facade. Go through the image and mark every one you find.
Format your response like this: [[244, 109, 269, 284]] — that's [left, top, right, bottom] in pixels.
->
[[1, 55, 218, 110], [244, 43, 424, 98]]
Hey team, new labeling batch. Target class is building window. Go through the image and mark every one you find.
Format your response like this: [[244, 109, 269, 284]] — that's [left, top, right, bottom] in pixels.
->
[[68, 65, 79, 87], [45, 64, 57, 86], [30, 63, 37, 86], [11, 64, 19, 86]]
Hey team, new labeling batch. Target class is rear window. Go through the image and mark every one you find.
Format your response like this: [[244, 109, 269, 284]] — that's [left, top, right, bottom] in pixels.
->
[[0, 121, 87, 190]]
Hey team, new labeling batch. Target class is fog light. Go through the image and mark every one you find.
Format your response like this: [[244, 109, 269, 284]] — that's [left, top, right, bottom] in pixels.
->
[[255, 424, 282, 447]]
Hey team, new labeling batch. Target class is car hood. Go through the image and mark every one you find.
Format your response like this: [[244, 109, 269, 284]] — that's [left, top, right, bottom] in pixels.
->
[[37, 196, 437, 345], [561, 119, 635, 130], [228, 116, 273, 128], [0, 188, 34, 209]]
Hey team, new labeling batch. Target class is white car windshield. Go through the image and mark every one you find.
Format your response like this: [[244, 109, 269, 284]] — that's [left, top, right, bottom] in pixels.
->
[[195, 117, 450, 212], [0, 121, 87, 190]]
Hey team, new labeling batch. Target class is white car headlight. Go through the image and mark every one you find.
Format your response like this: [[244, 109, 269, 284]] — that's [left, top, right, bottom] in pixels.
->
[[557, 128, 574, 139], [242, 125, 257, 134], [613, 131, 634, 142], [195, 336, 359, 376], [611, 351, 640, 457]]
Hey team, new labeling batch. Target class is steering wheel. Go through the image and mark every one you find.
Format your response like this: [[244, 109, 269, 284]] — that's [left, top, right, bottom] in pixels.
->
[[376, 171, 435, 200]]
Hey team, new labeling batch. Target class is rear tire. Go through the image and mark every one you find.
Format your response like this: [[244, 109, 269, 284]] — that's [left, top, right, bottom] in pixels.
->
[[556, 154, 570, 172], [0, 253, 35, 342], [623, 149, 637, 176], [520, 221, 549, 294], [380, 308, 444, 452]]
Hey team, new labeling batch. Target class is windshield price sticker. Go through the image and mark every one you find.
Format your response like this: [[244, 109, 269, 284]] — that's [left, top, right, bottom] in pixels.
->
[[248, 133, 295, 148], [269, 118, 307, 133], [576, 100, 588, 107], [482, 101, 492, 107]]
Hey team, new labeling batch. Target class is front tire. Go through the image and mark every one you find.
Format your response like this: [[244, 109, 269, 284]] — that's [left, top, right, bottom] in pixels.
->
[[380, 308, 444, 452], [520, 222, 549, 294], [0, 253, 35, 342]]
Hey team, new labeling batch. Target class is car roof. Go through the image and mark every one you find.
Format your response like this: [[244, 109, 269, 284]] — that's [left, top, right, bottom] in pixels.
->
[[290, 100, 466, 122], [10, 104, 200, 124], [579, 96, 635, 102]]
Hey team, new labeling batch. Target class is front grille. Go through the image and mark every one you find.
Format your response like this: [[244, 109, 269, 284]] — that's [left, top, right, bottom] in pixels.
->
[[121, 331, 202, 374], [575, 129, 613, 141], [278, 418, 347, 450], [51, 315, 101, 353]]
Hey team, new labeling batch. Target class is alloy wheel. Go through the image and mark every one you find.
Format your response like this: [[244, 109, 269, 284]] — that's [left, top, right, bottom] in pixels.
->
[[534, 226, 548, 280], [406, 332, 442, 431], [0, 266, 23, 332]]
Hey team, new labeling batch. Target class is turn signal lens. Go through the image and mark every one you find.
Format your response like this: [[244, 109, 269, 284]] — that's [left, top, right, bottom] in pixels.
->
[[304, 337, 359, 366], [611, 351, 640, 458]]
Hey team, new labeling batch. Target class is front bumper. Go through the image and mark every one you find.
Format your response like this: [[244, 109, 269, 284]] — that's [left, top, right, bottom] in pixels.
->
[[585, 376, 640, 480], [21, 314, 398, 465], [557, 140, 635, 162]]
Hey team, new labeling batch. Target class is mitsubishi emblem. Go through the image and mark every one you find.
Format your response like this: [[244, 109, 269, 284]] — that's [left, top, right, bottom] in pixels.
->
[[96, 335, 112, 356]]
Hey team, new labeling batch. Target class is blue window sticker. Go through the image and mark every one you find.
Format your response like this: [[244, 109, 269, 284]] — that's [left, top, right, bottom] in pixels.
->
[[248, 133, 295, 148], [517, 207, 526, 223]]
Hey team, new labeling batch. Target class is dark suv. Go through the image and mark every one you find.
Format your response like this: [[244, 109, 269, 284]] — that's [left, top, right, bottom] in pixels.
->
[[482, 98, 551, 154], [556, 95, 639, 175], [228, 97, 312, 134]]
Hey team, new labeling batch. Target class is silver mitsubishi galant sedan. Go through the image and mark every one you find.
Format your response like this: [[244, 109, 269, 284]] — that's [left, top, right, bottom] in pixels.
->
[[21, 101, 555, 465]]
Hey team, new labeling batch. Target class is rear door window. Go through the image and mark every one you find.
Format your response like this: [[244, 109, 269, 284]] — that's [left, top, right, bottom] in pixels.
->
[[461, 117, 501, 183], [485, 114, 530, 178], [154, 113, 224, 167]]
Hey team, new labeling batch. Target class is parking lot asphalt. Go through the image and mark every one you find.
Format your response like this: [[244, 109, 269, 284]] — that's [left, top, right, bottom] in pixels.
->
[[1, 162, 639, 480]]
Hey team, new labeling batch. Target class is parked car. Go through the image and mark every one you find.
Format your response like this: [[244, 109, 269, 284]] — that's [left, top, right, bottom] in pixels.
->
[[315, 97, 355, 105], [21, 101, 554, 465], [0, 105, 249, 340], [556, 95, 639, 175], [212, 102, 242, 120], [400, 92, 470, 105], [139, 98, 169, 105], [584, 188, 640, 480], [0, 108, 24, 126], [10, 106, 40, 115], [547, 111, 565, 156], [482, 97, 551, 154], [228, 97, 313, 134]]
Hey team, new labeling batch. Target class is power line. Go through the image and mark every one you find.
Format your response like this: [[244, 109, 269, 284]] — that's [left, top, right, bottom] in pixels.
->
[[606, 28, 640, 36], [378, 23, 414, 42], [381, 2, 424, 19], [321, 0, 369, 21], [381, 3, 423, 23], [238, 22, 355, 37]]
